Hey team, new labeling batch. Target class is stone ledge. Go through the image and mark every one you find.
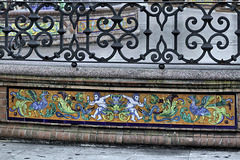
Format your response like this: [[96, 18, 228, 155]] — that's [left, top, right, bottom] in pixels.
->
[[1, 64, 240, 81]]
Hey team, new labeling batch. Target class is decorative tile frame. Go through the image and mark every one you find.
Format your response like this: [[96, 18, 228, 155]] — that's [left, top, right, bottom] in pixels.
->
[[7, 87, 237, 129]]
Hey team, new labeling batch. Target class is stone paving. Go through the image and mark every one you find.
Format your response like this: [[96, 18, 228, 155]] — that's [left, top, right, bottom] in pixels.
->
[[0, 140, 240, 160]]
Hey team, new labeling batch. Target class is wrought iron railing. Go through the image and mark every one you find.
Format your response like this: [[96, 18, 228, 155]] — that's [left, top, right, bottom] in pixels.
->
[[0, 1, 240, 69]]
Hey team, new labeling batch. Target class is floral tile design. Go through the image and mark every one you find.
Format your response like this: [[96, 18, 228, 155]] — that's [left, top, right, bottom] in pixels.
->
[[8, 88, 236, 129]]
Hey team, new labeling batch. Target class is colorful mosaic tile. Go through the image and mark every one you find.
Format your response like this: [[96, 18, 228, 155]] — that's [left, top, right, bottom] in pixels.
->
[[8, 88, 237, 129], [77, 14, 137, 34]]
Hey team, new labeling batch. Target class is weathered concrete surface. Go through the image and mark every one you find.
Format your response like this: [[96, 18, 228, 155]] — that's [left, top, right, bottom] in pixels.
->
[[0, 140, 240, 160]]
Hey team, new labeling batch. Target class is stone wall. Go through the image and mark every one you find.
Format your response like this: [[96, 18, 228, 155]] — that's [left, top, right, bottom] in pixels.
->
[[0, 64, 239, 148]]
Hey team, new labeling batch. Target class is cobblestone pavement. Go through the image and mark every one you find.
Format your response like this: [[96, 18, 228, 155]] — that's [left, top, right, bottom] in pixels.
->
[[0, 140, 240, 160]]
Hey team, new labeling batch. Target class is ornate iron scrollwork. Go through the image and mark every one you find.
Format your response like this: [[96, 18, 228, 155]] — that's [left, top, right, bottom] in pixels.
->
[[0, 1, 239, 68]]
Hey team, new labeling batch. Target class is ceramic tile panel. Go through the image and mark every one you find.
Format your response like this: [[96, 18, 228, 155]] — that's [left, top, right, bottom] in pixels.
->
[[8, 88, 237, 129]]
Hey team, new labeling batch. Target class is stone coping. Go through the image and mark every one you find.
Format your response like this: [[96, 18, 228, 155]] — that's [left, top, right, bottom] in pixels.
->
[[1, 63, 240, 81]]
